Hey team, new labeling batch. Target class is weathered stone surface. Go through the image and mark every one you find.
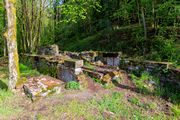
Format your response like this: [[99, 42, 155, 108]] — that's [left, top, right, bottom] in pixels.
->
[[64, 59, 84, 68], [93, 60, 104, 66], [57, 64, 83, 82], [83, 64, 121, 83], [64, 52, 80, 59], [83, 68, 104, 80], [102, 74, 112, 83], [23, 76, 62, 100], [95, 52, 121, 67], [38, 44, 59, 55], [80, 51, 98, 62]]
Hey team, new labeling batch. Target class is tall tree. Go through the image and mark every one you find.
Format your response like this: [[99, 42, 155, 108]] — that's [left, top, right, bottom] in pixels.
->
[[4, 0, 20, 90]]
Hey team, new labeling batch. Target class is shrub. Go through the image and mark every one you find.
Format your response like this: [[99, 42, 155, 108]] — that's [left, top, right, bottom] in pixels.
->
[[65, 81, 80, 90]]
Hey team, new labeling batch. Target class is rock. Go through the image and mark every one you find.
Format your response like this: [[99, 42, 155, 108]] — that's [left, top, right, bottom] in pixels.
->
[[94, 60, 104, 66], [102, 74, 112, 83], [109, 71, 120, 78], [23, 76, 62, 100], [38, 44, 59, 55], [64, 59, 84, 69], [64, 52, 80, 59], [80, 51, 98, 62], [57, 64, 82, 82], [83, 69, 104, 80]]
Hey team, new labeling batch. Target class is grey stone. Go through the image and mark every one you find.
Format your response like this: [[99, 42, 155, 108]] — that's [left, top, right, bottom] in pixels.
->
[[64, 59, 84, 68], [38, 44, 59, 55], [57, 64, 77, 82]]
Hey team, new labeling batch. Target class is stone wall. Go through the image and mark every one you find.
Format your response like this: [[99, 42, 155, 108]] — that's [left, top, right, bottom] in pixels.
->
[[20, 50, 179, 85], [20, 54, 60, 77], [20, 54, 84, 82], [119, 58, 180, 83], [38, 44, 59, 55]]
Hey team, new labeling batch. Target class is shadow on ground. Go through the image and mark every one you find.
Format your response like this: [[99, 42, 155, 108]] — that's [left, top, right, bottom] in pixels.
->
[[0, 80, 8, 90]]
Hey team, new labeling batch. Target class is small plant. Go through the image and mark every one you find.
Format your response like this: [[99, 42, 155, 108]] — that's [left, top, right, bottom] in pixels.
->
[[103, 83, 115, 89], [128, 97, 149, 109], [171, 105, 180, 118], [130, 71, 158, 94], [148, 102, 157, 110], [65, 81, 80, 90], [92, 78, 102, 84]]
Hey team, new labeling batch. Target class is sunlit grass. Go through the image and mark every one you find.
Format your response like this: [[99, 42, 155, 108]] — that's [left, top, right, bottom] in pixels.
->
[[0, 89, 22, 119]]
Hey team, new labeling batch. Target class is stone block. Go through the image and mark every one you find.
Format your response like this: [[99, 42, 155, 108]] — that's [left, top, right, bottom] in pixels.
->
[[23, 76, 62, 100], [64, 59, 84, 68], [38, 44, 59, 55], [57, 64, 83, 82]]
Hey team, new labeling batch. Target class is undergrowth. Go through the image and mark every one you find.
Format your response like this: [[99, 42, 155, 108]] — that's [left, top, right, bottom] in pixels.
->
[[65, 81, 80, 90], [130, 71, 180, 104], [20, 64, 40, 77]]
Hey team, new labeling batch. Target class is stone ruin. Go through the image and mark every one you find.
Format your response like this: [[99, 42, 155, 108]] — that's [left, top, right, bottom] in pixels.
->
[[20, 44, 180, 100]]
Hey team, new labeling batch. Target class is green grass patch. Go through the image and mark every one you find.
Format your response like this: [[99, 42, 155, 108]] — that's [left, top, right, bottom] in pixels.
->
[[0, 89, 22, 119], [130, 71, 159, 94], [20, 64, 40, 77], [171, 105, 180, 118], [128, 97, 149, 109]]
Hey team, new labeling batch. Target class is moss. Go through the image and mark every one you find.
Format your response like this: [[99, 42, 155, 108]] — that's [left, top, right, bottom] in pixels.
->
[[15, 77, 27, 88]]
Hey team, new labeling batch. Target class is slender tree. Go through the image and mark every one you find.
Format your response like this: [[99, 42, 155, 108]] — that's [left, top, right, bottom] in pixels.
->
[[4, 0, 20, 90]]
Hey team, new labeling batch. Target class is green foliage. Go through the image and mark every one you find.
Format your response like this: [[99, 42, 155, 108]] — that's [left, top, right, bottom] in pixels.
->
[[0, 0, 4, 56], [128, 97, 149, 109], [84, 62, 95, 70], [60, 0, 101, 23], [155, 82, 180, 104], [65, 81, 80, 90], [130, 71, 160, 94], [103, 83, 115, 89], [131, 70, 180, 104], [20, 64, 40, 77], [92, 77, 102, 84], [171, 105, 180, 117]]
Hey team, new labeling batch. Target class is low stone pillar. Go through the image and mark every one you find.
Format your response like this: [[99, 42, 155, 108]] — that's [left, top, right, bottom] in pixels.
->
[[57, 59, 84, 82]]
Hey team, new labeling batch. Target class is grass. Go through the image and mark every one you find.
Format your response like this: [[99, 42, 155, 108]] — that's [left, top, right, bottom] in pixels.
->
[[130, 71, 160, 94], [43, 91, 170, 120], [171, 105, 180, 118], [0, 89, 22, 119], [0, 63, 39, 119], [130, 72, 152, 93], [128, 97, 150, 109], [65, 81, 80, 90], [130, 71, 180, 104], [20, 63, 40, 77]]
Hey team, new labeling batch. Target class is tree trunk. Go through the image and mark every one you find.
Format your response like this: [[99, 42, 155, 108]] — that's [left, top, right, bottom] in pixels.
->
[[3, 0, 7, 56], [141, 7, 147, 55], [4, 0, 20, 90]]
